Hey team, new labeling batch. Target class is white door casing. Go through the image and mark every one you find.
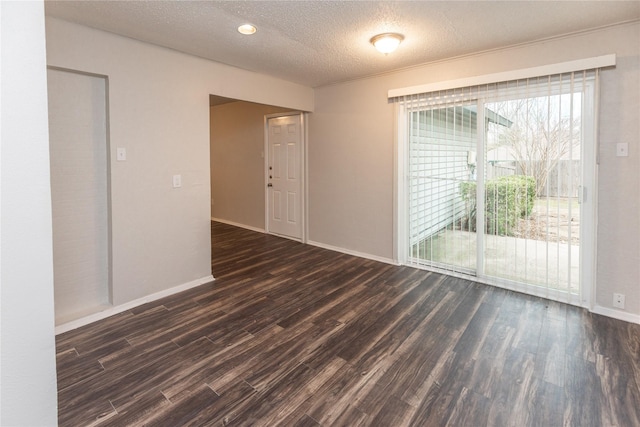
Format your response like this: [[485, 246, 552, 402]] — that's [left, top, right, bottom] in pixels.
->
[[266, 114, 304, 240]]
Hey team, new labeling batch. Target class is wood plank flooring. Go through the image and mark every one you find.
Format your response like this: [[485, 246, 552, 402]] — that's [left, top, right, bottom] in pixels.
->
[[56, 221, 640, 426]]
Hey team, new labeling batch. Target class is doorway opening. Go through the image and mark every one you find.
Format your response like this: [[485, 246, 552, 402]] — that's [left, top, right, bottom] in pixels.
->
[[397, 71, 597, 306], [209, 97, 307, 243]]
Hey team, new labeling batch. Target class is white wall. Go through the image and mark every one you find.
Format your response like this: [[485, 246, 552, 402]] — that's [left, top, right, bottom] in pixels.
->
[[309, 23, 640, 320], [0, 1, 59, 425], [45, 18, 314, 306]]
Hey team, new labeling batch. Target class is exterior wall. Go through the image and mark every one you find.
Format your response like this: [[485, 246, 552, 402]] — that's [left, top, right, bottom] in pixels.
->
[[309, 22, 640, 319], [409, 108, 476, 243], [210, 102, 290, 230]]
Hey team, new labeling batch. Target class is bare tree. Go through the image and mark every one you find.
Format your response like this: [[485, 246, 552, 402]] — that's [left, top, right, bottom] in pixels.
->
[[488, 96, 581, 197]]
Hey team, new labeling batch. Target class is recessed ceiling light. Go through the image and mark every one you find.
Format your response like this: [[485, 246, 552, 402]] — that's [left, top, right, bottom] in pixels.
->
[[238, 24, 257, 35], [370, 33, 404, 54]]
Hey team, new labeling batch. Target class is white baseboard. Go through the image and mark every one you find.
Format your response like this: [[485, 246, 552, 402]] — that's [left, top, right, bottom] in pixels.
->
[[591, 304, 640, 325], [306, 240, 399, 266], [211, 217, 265, 233], [55, 275, 215, 335]]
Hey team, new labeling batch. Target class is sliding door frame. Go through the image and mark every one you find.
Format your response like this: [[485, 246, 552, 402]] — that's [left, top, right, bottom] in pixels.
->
[[394, 78, 598, 309]]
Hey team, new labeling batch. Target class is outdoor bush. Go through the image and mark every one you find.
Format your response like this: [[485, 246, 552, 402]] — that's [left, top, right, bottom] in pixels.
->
[[459, 181, 478, 232], [460, 175, 536, 236]]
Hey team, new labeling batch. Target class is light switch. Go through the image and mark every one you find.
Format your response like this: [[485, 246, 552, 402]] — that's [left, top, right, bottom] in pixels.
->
[[616, 143, 628, 157], [172, 174, 182, 188], [117, 147, 127, 161]]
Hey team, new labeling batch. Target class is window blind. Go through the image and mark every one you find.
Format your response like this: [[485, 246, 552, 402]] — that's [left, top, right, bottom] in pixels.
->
[[393, 57, 613, 306]]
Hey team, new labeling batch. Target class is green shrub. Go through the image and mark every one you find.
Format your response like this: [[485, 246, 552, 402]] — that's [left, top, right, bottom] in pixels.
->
[[460, 181, 478, 232], [460, 175, 536, 236]]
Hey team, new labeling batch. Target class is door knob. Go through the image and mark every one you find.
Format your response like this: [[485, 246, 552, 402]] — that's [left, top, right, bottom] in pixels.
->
[[267, 183, 273, 187]]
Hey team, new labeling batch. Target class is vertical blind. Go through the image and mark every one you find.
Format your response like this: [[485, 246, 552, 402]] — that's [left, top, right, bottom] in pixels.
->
[[391, 61, 609, 306]]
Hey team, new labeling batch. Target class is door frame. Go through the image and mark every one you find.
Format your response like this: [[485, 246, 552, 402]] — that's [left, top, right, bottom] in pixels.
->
[[264, 112, 308, 242], [394, 81, 598, 309]]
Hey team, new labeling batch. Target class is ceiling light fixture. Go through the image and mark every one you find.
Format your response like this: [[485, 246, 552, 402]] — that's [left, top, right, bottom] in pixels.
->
[[238, 24, 257, 35], [370, 33, 404, 54]]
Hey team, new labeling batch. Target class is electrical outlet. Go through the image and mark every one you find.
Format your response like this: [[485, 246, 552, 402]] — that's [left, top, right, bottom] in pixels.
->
[[613, 293, 625, 309], [616, 143, 628, 157]]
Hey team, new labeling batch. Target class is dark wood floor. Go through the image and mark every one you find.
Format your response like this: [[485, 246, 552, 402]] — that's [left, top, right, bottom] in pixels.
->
[[56, 221, 640, 426]]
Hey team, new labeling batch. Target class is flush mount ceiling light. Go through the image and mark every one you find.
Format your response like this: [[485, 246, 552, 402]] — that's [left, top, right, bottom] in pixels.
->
[[238, 24, 257, 35], [370, 33, 404, 54]]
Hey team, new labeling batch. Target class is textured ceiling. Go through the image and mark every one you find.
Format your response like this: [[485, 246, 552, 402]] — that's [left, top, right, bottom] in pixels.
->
[[45, 1, 640, 88]]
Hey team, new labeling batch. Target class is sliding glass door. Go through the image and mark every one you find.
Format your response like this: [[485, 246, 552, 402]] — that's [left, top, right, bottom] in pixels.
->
[[405, 74, 596, 304], [408, 105, 478, 275], [481, 90, 583, 294]]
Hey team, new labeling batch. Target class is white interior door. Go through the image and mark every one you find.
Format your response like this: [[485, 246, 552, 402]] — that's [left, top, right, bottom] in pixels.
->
[[266, 114, 303, 240], [47, 68, 111, 324]]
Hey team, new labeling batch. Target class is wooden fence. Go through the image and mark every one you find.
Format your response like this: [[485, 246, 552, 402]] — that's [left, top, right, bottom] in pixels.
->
[[487, 160, 580, 198]]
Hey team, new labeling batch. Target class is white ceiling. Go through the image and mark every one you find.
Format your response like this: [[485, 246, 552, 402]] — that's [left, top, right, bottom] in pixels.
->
[[45, 1, 640, 88]]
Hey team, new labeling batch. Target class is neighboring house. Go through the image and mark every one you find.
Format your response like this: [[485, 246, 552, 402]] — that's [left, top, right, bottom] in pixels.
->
[[409, 106, 511, 244]]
